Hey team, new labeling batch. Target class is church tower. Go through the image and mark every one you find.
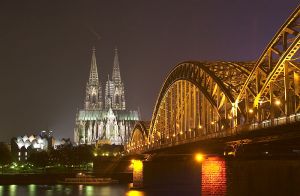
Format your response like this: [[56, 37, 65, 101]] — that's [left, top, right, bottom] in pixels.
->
[[85, 47, 103, 110], [74, 46, 139, 145], [105, 48, 126, 110]]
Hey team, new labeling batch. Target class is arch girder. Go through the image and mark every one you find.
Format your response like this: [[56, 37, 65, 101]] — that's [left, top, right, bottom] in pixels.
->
[[149, 61, 236, 143], [237, 5, 300, 103]]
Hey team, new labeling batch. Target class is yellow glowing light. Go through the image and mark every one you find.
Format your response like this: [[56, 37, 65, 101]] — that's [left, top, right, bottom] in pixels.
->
[[132, 159, 143, 188], [198, 125, 202, 129], [180, 131, 183, 135], [195, 153, 204, 162], [173, 134, 176, 137], [211, 121, 215, 125], [275, 100, 281, 106], [126, 190, 144, 196], [188, 128, 191, 132], [249, 108, 254, 113], [132, 160, 143, 171], [93, 153, 98, 157]]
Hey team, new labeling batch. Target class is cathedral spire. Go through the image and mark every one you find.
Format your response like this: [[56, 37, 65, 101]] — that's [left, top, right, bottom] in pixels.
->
[[89, 46, 99, 85], [84, 46, 103, 110], [112, 48, 121, 84]]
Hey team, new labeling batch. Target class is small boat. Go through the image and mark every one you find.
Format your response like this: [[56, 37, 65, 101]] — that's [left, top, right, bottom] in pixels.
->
[[59, 173, 118, 185]]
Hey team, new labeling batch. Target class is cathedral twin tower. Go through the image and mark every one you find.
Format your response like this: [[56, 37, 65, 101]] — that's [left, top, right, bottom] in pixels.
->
[[74, 47, 139, 145], [85, 47, 125, 111]]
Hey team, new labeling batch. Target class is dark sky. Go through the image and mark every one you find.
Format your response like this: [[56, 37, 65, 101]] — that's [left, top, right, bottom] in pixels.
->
[[0, 0, 299, 142]]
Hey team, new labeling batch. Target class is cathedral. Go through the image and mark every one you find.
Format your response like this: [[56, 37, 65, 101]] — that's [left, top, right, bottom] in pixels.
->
[[74, 47, 139, 145]]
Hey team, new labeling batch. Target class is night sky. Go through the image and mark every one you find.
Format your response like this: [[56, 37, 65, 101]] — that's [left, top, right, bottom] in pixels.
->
[[0, 0, 299, 142]]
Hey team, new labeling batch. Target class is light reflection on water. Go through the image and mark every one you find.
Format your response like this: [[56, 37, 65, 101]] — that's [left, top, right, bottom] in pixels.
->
[[126, 190, 144, 196], [1, 158, 300, 195], [9, 185, 16, 196], [28, 184, 36, 196], [0, 184, 139, 196]]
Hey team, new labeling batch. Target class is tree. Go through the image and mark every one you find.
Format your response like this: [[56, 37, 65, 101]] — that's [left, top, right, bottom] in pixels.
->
[[0, 143, 12, 173], [27, 151, 49, 168]]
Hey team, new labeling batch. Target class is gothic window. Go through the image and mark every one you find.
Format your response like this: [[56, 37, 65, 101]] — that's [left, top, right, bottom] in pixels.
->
[[115, 94, 120, 105]]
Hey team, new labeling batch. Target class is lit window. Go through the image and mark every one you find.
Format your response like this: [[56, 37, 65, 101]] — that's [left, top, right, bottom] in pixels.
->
[[25, 152, 27, 156], [18, 152, 21, 156]]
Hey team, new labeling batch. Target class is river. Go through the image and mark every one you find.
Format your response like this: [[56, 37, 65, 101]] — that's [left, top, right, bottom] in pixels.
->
[[1, 158, 300, 195]]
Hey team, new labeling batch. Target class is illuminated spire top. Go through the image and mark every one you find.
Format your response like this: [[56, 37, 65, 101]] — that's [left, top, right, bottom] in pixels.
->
[[112, 47, 121, 84], [89, 46, 99, 85]]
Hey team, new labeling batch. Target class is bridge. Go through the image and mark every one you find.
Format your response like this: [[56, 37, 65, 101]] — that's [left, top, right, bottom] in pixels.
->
[[126, 5, 300, 156]]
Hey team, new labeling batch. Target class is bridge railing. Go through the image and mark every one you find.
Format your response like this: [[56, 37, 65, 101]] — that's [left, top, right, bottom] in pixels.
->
[[127, 113, 300, 154]]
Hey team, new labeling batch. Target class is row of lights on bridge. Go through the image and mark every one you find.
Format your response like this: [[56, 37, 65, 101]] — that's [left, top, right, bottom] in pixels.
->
[[249, 100, 281, 114], [126, 122, 226, 152]]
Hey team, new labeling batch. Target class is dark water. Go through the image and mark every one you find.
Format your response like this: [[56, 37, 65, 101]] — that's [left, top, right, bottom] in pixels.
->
[[0, 183, 206, 196], [1, 158, 300, 196]]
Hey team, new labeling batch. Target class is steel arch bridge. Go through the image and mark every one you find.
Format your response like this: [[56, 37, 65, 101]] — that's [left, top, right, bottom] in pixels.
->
[[127, 5, 300, 154]]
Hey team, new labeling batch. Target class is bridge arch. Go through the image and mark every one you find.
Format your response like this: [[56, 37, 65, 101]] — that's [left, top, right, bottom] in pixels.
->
[[126, 5, 300, 154], [147, 61, 251, 148], [126, 121, 150, 153], [237, 5, 300, 124]]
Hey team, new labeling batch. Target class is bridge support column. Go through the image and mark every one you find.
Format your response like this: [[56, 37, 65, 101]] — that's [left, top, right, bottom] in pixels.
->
[[270, 82, 275, 125], [132, 160, 143, 188], [232, 103, 238, 133], [284, 62, 291, 118], [201, 157, 226, 195]]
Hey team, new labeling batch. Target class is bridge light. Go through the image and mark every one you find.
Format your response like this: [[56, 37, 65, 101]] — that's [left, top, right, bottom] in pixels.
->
[[188, 128, 191, 132], [275, 100, 281, 106], [198, 125, 202, 129], [211, 121, 215, 125], [180, 131, 183, 135], [173, 134, 176, 137], [228, 115, 232, 120], [195, 153, 204, 162], [166, 136, 169, 139], [249, 108, 254, 114]]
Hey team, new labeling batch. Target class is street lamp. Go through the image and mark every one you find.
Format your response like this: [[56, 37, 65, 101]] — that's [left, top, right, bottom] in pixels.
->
[[195, 153, 204, 162]]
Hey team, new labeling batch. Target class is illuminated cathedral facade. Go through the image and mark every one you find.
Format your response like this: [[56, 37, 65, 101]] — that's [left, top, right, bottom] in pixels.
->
[[74, 47, 139, 145]]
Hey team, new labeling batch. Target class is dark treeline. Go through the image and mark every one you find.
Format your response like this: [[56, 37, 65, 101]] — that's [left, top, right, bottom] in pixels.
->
[[27, 144, 94, 167], [0, 143, 12, 172]]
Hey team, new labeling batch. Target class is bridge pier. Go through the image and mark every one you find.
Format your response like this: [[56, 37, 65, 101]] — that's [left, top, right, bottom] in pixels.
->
[[132, 159, 143, 188], [142, 155, 200, 190], [131, 154, 228, 195]]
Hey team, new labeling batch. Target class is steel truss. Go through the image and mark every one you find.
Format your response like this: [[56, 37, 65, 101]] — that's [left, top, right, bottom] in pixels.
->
[[127, 5, 300, 154]]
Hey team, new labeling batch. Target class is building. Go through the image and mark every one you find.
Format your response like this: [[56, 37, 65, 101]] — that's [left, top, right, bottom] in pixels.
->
[[74, 47, 139, 145], [11, 130, 54, 162]]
